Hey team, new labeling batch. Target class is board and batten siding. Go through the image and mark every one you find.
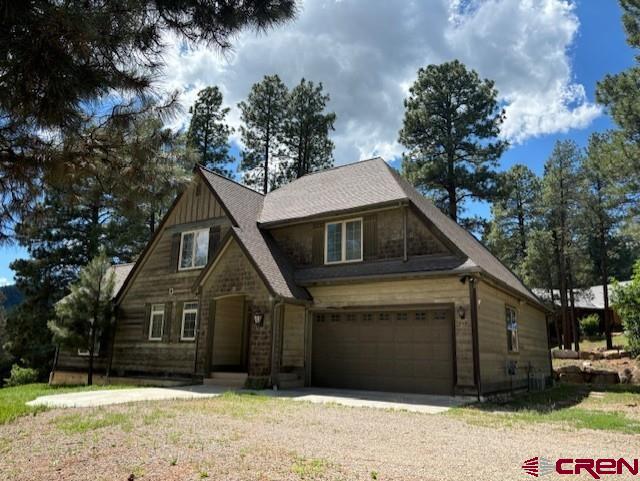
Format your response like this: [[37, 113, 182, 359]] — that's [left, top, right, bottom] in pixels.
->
[[476, 280, 551, 393], [308, 277, 474, 387], [282, 304, 305, 369], [108, 177, 230, 377]]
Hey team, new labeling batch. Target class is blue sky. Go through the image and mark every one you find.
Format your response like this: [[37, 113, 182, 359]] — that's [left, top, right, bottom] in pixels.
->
[[0, 0, 635, 286]]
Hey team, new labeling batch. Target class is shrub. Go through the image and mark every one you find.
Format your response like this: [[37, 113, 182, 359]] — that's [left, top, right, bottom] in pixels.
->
[[3, 364, 39, 387], [579, 314, 601, 338], [613, 261, 640, 357]]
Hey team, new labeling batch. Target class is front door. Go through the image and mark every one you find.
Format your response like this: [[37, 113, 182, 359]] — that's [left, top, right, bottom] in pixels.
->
[[211, 296, 248, 371]]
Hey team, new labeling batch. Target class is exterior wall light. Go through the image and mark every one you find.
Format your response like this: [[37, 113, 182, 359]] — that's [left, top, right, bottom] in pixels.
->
[[457, 305, 466, 319], [253, 310, 264, 326]]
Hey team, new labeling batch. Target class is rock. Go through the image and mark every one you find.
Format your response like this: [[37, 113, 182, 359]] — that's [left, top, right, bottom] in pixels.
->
[[559, 372, 585, 384], [579, 351, 594, 360], [630, 367, 640, 385], [553, 350, 580, 359], [589, 369, 620, 385], [582, 361, 592, 369], [555, 365, 582, 375], [619, 351, 631, 359], [621, 368, 633, 384], [603, 350, 621, 360]]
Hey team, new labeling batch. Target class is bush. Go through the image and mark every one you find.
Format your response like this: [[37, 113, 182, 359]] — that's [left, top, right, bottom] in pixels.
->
[[613, 261, 640, 357], [579, 314, 601, 338], [3, 364, 39, 387]]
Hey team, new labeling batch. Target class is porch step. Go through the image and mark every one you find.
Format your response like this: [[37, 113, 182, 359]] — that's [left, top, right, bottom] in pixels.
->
[[203, 372, 248, 388]]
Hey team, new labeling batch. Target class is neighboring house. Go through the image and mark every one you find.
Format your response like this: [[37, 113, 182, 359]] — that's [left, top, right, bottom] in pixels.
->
[[54, 158, 551, 396], [534, 282, 629, 333]]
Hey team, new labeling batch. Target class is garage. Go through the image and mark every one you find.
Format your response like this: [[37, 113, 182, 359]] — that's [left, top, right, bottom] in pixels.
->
[[311, 308, 455, 395]]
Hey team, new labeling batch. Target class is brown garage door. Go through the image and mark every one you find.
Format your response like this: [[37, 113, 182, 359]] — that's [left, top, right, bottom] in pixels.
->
[[312, 308, 454, 395]]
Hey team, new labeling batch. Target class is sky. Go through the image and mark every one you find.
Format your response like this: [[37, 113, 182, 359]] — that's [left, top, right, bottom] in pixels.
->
[[0, 0, 635, 286]]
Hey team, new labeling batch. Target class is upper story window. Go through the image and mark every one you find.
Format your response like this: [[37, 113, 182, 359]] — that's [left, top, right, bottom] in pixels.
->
[[506, 305, 519, 353], [179, 229, 209, 270], [149, 304, 165, 341], [325, 218, 362, 264]]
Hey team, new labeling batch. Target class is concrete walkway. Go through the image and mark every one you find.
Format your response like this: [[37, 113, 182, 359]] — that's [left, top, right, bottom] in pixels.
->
[[27, 385, 474, 413]]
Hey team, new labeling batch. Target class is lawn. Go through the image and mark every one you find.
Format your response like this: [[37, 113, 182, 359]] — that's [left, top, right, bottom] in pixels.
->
[[0, 383, 130, 425], [578, 332, 628, 351], [448, 384, 640, 434]]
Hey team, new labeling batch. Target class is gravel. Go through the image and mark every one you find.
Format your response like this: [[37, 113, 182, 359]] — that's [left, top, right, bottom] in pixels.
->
[[0, 395, 638, 481]]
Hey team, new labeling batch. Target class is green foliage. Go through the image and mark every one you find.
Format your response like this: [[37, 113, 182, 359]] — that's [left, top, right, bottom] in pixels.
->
[[485, 164, 540, 277], [3, 364, 39, 387], [54, 411, 133, 434], [48, 250, 115, 384], [239, 75, 289, 193], [579, 314, 601, 338], [613, 260, 640, 356], [188, 86, 233, 175], [280, 79, 336, 182], [400, 60, 507, 226]]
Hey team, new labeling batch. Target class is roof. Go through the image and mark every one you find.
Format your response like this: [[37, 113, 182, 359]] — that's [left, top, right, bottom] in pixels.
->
[[257, 157, 542, 306], [110, 263, 134, 298], [258, 158, 407, 225], [533, 282, 631, 310], [197, 168, 310, 301]]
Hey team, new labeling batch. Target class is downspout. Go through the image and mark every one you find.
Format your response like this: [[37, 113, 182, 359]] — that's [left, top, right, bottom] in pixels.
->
[[192, 287, 203, 381], [402, 204, 408, 262], [468, 276, 482, 401]]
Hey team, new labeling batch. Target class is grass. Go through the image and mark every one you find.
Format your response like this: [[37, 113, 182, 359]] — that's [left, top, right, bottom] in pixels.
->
[[291, 456, 329, 479], [0, 383, 132, 425], [54, 410, 133, 434], [578, 332, 628, 351], [449, 384, 640, 434]]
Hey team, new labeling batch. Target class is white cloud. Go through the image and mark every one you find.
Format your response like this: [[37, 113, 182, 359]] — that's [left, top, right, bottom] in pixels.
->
[[160, 0, 600, 163], [0, 277, 11, 287]]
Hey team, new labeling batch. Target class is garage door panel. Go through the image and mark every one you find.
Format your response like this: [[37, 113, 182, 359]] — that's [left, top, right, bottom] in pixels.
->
[[312, 308, 454, 395]]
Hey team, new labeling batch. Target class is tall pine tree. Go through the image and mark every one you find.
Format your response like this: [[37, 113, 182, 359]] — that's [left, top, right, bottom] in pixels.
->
[[280, 79, 336, 183], [400, 60, 507, 228], [187, 86, 233, 176], [238, 75, 289, 193]]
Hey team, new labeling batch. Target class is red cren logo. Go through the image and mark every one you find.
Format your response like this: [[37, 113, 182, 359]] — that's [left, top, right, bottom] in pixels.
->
[[522, 456, 554, 477]]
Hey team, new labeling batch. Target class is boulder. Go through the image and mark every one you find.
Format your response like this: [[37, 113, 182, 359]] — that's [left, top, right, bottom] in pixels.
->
[[589, 370, 620, 385], [553, 350, 580, 360], [603, 350, 621, 360], [558, 372, 585, 384], [579, 351, 604, 360], [555, 364, 582, 375]]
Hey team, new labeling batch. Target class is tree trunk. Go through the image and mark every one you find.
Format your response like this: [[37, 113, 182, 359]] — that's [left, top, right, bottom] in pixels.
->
[[567, 258, 579, 351], [263, 126, 270, 195], [553, 231, 570, 349], [87, 325, 96, 386], [601, 230, 613, 349]]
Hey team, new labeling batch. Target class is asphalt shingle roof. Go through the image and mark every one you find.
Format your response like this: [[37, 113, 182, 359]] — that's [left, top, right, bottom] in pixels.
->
[[199, 158, 543, 306]]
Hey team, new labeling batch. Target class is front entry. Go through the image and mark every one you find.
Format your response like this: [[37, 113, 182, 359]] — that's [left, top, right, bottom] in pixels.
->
[[311, 307, 455, 395], [211, 296, 249, 371]]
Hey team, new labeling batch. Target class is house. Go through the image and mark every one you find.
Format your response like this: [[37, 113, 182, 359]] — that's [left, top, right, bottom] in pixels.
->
[[53, 158, 552, 396], [534, 283, 628, 333]]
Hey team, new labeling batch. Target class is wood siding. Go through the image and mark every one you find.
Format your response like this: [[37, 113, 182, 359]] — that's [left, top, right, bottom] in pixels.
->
[[308, 277, 474, 387], [58, 177, 231, 378], [282, 304, 305, 368], [270, 206, 450, 268], [476, 280, 551, 393]]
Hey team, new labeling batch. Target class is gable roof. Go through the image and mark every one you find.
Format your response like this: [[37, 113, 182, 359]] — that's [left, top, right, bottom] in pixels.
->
[[255, 157, 542, 306], [110, 263, 135, 298], [197, 167, 310, 301]]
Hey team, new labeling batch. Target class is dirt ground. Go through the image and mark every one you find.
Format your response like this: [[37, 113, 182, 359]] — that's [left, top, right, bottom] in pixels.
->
[[0, 394, 638, 481]]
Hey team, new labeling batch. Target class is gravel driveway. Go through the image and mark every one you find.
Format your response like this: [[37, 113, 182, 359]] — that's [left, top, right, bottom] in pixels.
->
[[1, 394, 638, 481]]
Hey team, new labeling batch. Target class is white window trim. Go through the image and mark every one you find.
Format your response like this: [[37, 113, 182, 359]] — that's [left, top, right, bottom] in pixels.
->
[[324, 217, 363, 265], [178, 229, 209, 271], [181, 301, 199, 341], [506, 305, 519, 353], [148, 304, 165, 341]]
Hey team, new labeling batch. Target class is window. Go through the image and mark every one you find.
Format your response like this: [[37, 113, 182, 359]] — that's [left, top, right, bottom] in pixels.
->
[[179, 229, 209, 270], [315, 313, 326, 323], [149, 304, 165, 341], [506, 306, 519, 353], [324, 218, 362, 264], [379, 312, 390, 321], [78, 338, 101, 357], [181, 302, 198, 340], [346, 313, 357, 322], [330, 313, 341, 322], [396, 312, 408, 321], [415, 312, 426, 321]]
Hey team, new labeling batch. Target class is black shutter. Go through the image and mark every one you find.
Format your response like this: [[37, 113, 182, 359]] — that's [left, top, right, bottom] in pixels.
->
[[208, 225, 221, 262], [163, 302, 172, 343], [142, 303, 151, 339], [311, 222, 324, 266], [363, 214, 377, 260], [173, 302, 183, 343], [170, 232, 181, 272]]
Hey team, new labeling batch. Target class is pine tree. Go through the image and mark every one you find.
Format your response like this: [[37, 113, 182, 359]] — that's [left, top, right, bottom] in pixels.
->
[[187, 86, 233, 176], [238, 75, 289, 193], [485, 164, 540, 277], [49, 250, 115, 385], [280, 79, 336, 183], [400, 60, 507, 227]]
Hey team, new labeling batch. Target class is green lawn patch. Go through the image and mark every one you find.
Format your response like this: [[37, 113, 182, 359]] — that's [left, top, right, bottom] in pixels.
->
[[0, 383, 131, 425], [291, 456, 329, 479], [54, 410, 133, 433], [448, 384, 640, 434]]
